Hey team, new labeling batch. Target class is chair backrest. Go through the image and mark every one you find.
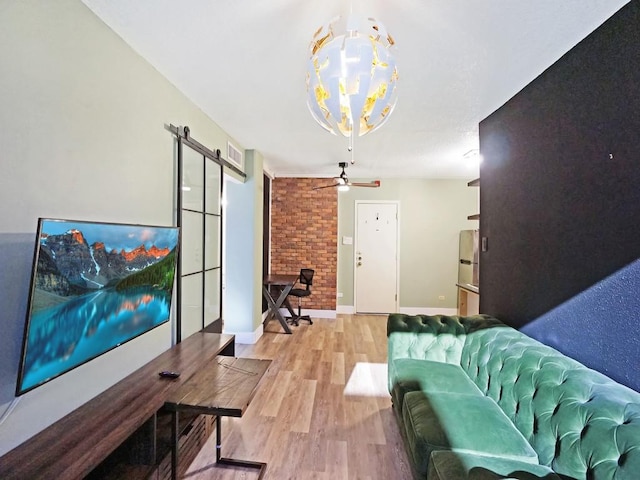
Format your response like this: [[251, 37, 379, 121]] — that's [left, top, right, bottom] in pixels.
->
[[299, 268, 314, 289]]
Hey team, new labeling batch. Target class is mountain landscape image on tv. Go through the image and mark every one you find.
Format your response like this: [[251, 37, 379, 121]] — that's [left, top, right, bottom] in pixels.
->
[[16, 218, 180, 396]]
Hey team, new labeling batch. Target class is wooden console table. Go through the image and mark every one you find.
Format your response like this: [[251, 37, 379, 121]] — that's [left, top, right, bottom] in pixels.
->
[[164, 357, 271, 480], [0, 332, 235, 480]]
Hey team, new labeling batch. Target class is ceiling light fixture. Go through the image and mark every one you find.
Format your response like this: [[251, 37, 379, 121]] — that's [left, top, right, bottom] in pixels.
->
[[306, 14, 398, 153]]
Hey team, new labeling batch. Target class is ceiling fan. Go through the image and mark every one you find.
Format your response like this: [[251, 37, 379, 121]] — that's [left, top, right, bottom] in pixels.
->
[[313, 162, 381, 191]]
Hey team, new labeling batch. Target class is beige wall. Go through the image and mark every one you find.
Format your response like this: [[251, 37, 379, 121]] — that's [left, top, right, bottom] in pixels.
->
[[0, 0, 245, 455], [337, 178, 478, 311]]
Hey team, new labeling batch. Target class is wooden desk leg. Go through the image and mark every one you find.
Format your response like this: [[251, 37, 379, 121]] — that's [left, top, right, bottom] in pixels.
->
[[171, 411, 179, 480], [215, 415, 267, 479], [262, 285, 277, 322], [263, 285, 292, 334]]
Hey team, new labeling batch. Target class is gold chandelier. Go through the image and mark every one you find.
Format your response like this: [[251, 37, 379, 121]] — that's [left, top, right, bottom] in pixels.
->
[[306, 14, 398, 140]]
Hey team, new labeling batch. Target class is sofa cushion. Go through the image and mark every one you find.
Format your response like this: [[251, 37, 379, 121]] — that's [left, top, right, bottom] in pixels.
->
[[402, 391, 538, 477], [428, 451, 561, 480], [391, 358, 483, 410]]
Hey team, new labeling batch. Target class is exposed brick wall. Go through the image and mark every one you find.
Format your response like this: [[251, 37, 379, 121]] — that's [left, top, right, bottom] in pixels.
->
[[271, 178, 337, 310]]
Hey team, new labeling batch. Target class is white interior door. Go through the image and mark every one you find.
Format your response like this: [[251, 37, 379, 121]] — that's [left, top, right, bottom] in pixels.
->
[[355, 202, 399, 313]]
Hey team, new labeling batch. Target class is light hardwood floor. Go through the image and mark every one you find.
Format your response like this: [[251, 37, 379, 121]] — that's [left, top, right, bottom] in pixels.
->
[[184, 314, 412, 479]]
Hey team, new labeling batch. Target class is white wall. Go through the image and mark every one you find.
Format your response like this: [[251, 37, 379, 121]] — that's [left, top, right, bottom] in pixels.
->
[[0, 0, 242, 455], [223, 151, 264, 344]]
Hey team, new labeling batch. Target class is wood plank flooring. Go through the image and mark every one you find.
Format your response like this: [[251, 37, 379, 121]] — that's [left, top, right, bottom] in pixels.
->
[[184, 314, 412, 479]]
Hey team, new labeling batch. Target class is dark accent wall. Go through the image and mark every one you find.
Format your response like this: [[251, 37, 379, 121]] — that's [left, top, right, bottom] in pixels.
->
[[479, 2, 640, 391]]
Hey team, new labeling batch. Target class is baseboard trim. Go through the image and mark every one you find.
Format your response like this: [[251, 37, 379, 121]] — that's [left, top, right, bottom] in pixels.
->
[[335, 306, 458, 316], [224, 322, 264, 345], [307, 309, 337, 319], [337, 305, 355, 314], [278, 308, 336, 319]]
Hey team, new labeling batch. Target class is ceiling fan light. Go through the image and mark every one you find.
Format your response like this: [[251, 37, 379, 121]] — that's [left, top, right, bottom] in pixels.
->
[[337, 184, 350, 192], [306, 14, 398, 138]]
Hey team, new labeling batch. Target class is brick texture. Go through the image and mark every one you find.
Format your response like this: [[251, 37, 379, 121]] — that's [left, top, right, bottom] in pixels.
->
[[271, 178, 337, 310]]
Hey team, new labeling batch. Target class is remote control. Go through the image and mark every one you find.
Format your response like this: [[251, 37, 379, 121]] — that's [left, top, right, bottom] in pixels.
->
[[158, 371, 180, 379]]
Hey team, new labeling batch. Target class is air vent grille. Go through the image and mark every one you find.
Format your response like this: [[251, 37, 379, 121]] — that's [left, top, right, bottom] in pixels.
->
[[227, 141, 243, 169]]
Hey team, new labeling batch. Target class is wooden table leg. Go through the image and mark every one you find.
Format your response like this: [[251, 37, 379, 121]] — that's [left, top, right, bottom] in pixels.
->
[[262, 285, 278, 322], [262, 285, 292, 334]]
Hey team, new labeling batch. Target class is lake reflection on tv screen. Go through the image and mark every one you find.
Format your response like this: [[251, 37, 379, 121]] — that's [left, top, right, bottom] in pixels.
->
[[20, 287, 171, 392]]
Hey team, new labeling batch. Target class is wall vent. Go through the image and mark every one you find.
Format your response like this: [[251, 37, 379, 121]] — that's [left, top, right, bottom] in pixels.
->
[[227, 141, 243, 169]]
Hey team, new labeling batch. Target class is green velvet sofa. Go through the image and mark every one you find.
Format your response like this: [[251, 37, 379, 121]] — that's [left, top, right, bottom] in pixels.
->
[[387, 313, 640, 480]]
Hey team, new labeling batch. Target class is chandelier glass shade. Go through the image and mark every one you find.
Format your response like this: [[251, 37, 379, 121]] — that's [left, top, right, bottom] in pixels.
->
[[306, 14, 398, 138]]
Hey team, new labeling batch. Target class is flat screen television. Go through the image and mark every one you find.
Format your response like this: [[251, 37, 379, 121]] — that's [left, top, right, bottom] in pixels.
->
[[15, 218, 180, 396]]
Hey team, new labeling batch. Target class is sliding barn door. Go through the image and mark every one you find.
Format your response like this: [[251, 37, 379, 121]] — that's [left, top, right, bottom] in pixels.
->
[[177, 138, 223, 341]]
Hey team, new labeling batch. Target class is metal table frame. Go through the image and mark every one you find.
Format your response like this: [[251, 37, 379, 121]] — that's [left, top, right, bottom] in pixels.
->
[[165, 357, 271, 480]]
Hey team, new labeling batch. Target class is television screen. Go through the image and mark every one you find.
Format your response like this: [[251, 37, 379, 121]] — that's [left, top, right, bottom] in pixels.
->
[[15, 218, 180, 396]]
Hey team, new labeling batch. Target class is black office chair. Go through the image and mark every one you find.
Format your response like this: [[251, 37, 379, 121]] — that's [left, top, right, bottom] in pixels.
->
[[287, 268, 314, 326]]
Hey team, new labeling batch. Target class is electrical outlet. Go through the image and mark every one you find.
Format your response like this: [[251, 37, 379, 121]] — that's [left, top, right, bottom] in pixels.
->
[[438, 295, 445, 301], [337, 292, 343, 298]]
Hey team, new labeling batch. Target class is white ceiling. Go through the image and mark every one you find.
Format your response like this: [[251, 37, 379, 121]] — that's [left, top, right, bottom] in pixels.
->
[[82, 0, 628, 179]]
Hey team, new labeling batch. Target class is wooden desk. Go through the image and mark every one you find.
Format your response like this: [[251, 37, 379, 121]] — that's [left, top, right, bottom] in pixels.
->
[[263, 274, 299, 334], [164, 357, 271, 480]]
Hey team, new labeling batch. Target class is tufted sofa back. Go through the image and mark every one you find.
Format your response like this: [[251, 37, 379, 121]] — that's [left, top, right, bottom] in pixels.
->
[[386, 314, 505, 391], [387, 313, 505, 363], [460, 325, 640, 480]]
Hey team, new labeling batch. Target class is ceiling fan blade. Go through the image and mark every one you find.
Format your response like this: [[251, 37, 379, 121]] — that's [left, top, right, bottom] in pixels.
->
[[349, 180, 381, 188], [312, 163, 377, 190], [312, 183, 341, 190]]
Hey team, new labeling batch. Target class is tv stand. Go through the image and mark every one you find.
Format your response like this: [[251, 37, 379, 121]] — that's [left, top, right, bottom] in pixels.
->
[[0, 332, 235, 480]]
